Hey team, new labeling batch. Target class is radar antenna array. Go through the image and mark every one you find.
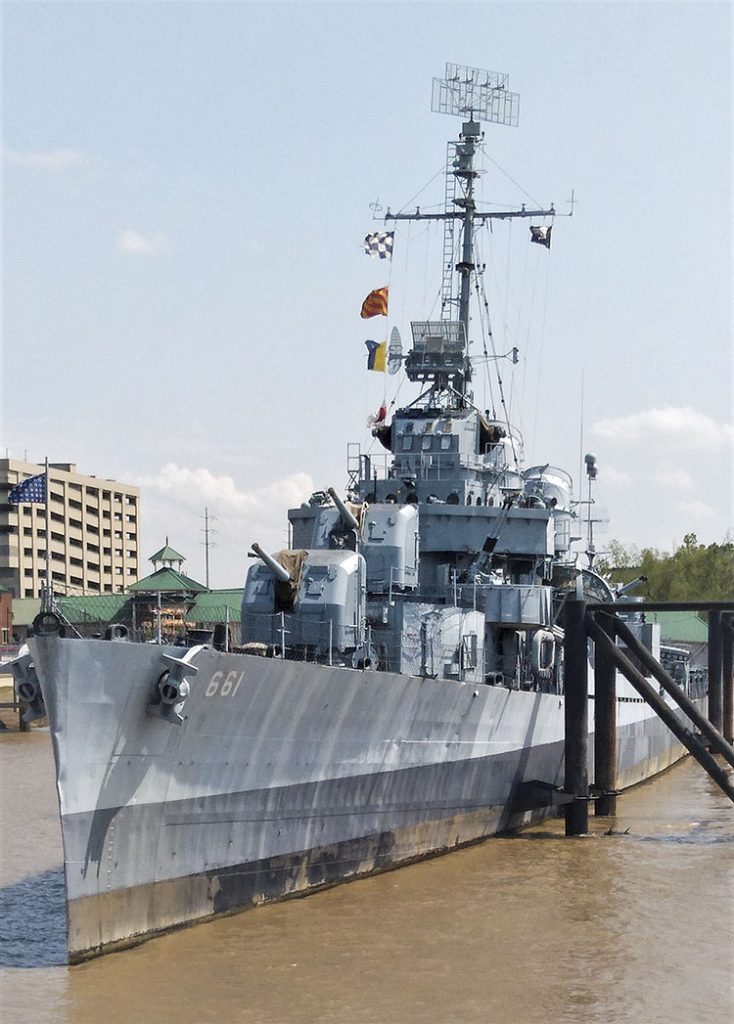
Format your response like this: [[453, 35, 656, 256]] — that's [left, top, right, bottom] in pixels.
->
[[431, 63, 519, 126]]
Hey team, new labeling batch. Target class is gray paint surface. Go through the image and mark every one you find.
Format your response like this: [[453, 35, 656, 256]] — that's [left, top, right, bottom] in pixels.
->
[[30, 635, 694, 960]]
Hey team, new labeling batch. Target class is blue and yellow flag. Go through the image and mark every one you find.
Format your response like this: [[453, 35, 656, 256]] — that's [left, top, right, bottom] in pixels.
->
[[365, 339, 386, 373]]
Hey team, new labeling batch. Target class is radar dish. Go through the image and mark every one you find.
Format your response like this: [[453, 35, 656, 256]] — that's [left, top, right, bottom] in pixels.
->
[[388, 327, 402, 375], [431, 62, 519, 126]]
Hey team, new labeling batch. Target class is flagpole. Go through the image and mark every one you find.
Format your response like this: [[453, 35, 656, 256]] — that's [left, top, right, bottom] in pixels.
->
[[43, 457, 51, 612]]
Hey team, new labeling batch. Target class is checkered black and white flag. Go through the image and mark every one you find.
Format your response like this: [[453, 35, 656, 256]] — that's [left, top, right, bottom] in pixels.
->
[[363, 231, 395, 260]]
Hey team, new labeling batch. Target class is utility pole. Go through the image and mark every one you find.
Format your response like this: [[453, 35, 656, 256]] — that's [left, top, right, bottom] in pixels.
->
[[201, 507, 217, 588]]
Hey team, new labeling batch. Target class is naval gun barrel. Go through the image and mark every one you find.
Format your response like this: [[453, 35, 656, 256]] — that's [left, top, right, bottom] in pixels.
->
[[327, 487, 360, 531], [251, 543, 292, 583], [615, 575, 648, 598]]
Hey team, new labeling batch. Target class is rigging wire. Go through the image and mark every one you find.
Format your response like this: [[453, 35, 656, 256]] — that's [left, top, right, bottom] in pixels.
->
[[396, 165, 448, 216], [472, 228, 520, 475], [483, 153, 544, 208], [530, 253, 552, 448]]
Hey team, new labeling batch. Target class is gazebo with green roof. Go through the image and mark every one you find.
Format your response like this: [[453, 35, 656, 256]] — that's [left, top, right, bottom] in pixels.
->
[[148, 538, 187, 570], [128, 542, 207, 642]]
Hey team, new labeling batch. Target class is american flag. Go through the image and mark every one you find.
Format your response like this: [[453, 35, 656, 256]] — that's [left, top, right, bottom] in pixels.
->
[[363, 231, 394, 260], [8, 472, 46, 504]]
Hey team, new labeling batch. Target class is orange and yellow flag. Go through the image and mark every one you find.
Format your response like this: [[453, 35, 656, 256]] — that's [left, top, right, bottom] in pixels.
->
[[360, 286, 389, 319]]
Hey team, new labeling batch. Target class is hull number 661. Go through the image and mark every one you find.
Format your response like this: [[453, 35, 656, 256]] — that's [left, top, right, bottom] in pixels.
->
[[205, 670, 244, 698]]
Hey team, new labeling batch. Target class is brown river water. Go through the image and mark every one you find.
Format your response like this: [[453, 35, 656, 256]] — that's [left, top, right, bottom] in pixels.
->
[[0, 729, 732, 1024]]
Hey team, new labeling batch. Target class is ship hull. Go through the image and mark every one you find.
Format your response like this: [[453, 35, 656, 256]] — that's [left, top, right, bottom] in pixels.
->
[[29, 635, 694, 962]]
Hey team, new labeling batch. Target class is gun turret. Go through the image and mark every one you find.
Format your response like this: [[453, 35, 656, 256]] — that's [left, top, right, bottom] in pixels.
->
[[327, 487, 360, 532], [615, 575, 648, 598], [251, 543, 292, 584]]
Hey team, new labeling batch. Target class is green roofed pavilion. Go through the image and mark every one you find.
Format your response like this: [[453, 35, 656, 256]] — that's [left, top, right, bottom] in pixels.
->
[[149, 538, 186, 568], [129, 567, 207, 594]]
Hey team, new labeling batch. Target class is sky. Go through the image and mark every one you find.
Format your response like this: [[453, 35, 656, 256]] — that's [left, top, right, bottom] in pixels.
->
[[2, 0, 732, 588]]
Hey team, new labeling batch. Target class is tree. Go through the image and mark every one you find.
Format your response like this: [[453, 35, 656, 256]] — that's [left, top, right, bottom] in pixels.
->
[[595, 536, 734, 601]]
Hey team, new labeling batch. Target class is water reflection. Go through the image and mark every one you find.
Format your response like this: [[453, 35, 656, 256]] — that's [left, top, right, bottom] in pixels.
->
[[0, 735, 731, 1024]]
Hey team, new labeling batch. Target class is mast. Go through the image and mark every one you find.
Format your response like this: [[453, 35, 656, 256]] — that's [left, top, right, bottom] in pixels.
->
[[454, 119, 479, 338], [384, 63, 555, 402]]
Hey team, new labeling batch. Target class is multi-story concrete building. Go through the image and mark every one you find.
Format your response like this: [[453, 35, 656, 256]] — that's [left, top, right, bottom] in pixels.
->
[[0, 459, 141, 599]]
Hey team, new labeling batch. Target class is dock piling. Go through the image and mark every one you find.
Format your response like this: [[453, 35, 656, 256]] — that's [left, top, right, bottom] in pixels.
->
[[708, 611, 723, 734], [722, 614, 733, 744], [593, 612, 617, 816], [563, 592, 589, 835], [585, 614, 734, 804]]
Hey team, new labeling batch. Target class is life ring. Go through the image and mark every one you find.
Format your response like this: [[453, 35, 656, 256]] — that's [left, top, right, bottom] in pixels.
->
[[531, 630, 555, 681]]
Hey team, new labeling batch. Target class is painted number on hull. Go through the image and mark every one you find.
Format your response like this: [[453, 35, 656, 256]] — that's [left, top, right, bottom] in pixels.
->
[[205, 670, 244, 698]]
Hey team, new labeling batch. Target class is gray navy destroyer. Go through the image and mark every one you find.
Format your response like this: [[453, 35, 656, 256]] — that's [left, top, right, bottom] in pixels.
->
[[17, 64, 702, 962]]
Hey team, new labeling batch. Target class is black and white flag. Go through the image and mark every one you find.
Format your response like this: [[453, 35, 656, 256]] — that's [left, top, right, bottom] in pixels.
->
[[363, 231, 395, 260], [530, 225, 552, 250]]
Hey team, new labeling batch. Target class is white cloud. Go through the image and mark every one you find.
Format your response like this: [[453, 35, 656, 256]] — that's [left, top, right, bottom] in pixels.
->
[[592, 407, 733, 451], [600, 464, 632, 486], [134, 465, 315, 578], [652, 463, 694, 488], [678, 500, 716, 521], [136, 463, 314, 519], [117, 229, 168, 255], [4, 146, 87, 170]]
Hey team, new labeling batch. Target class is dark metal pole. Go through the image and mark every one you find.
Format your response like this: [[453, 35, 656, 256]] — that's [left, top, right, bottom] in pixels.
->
[[585, 615, 734, 803], [593, 612, 617, 815], [563, 593, 589, 835], [723, 614, 734, 744], [611, 614, 734, 771], [708, 611, 723, 734]]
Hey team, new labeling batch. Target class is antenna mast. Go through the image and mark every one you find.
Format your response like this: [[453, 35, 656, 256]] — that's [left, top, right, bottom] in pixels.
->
[[385, 63, 555, 400]]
